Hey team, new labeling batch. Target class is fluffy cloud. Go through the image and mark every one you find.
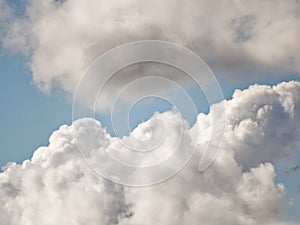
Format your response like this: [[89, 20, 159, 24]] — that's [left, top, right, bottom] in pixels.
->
[[1, 81, 300, 225], [1, 0, 300, 96], [222, 81, 300, 168]]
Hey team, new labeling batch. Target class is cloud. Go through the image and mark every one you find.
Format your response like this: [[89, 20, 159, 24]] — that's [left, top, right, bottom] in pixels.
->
[[1, 0, 300, 97], [222, 81, 300, 169], [286, 164, 300, 176], [0, 81, 300, 225]]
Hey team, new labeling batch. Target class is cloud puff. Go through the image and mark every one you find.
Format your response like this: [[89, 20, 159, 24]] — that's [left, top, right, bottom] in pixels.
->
[[222, 81, 300, 168], [1, 0, 300, 96], [0, 81, 300, 225]]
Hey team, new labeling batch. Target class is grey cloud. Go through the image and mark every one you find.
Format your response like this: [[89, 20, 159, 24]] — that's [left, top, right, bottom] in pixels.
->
[[286, 164, 300, 176], [0, 81, 300, 224], [1, 0, 300, 97]]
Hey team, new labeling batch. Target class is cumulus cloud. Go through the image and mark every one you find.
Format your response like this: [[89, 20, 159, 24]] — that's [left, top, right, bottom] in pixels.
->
[[1, 0, 300, 97], [222, 81, 300, 168], [1, 81, 300, 225]]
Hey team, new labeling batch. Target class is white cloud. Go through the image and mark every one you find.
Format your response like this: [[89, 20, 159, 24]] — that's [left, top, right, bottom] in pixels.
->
[[224, 81, 300, 168], [1, 0, 300, 97], [1, 81, 300, 225]]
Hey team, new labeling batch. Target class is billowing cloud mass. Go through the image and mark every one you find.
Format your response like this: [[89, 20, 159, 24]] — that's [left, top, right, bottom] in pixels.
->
[[1, 81, 300, 225], [1, 0, 300, 96]]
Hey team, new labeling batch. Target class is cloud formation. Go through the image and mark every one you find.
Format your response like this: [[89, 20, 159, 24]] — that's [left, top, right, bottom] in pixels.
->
[[286, 164, 300, 176], [1, 81, 300, 225], [1, 0, 300, 96]]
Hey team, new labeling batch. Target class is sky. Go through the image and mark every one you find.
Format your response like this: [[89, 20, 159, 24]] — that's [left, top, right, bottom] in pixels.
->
[[0, 0, 300, 224], [0, 51, 72, 166]]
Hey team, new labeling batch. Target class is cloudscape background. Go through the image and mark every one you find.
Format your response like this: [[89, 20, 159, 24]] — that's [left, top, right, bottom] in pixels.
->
[[0, 0, 300, 224]]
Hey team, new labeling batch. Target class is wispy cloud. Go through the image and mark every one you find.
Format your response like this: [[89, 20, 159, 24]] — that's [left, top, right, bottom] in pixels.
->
[[286, 164, 300, 176]]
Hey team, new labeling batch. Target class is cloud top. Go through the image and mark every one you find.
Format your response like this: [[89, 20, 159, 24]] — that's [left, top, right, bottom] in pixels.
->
[[1, 81, 300, 224]]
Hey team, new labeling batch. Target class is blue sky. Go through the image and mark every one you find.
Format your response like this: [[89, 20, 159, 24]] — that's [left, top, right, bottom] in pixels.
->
[[0, 51, 72, 167], [276, 152, 300, 221]]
